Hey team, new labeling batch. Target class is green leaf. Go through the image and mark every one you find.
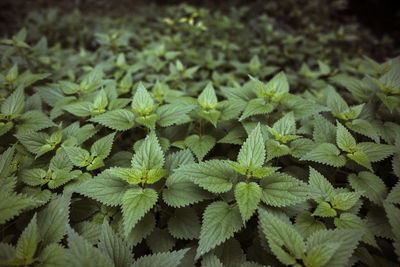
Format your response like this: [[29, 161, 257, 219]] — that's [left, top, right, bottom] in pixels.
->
[[1, 86, 24, 115], [146, 228, 175, 253], [168, 207, 201, 240], [273, 112, 296, 136], [77, 170, 130, 206], [239, 98, 274, 121], [303, 242, 340, 267], [301, 143, 346, 167], [91, 132, 115, 159], [176, 160, 234, 193], [16, 213, 38, 260], [331, 191, 362, 211], [250, 72, 289, 99], [265, 139, 291, 161], [357, 142, 399, 162], [15, 131, 48, 154], [313, 114, 336, 144], [294, 211, 326, 239], [131, 248, 189, 267], [235, 182, 262, 223], [131, 132, 164, 170], [132, 82, 155, 115], [336, 121, 357, 153], [63, 101, 93, 117], [308, 167, 335, 201], [20, 168, 46, 186], [90, 109, 135, 131], [345, 119, 379, 142], [162, 173, 213, 207], [201, 254, 224, 267], [238, 123, 265, 170], [386, 181, 400, 204], [198, 82, 218, 109], [67, 226, 113, 267], [198, 109, 221, 127], [64, 146, 90, 167], [16, 110, 55, 133], [37, 194, 71, 246], [196, 201, 243, 259], [98, 221, 133, 267], [38, 244, 66, 267], [347, 151, 372, 171], [0, 146, 15, 178], [184, 134, 216, 161], [124, 213, 156, 247], [260, 173, 311, 207], [122, 188, 158, 236], [312, 202, 337, 217], [164, 149, 195, 170], [348, 172, 387, 205], [157, 104, 194, 127], [258, 208, 305, 259], [0, 192, 34, 224], [305, 229, 363, 267], [326, 86, 348, 115], [384, 202, 400, 261], [135, 114, 158, 129]]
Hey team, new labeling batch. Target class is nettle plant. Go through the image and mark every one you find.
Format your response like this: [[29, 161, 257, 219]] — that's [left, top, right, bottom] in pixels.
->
[[1, 2, 400, 267]]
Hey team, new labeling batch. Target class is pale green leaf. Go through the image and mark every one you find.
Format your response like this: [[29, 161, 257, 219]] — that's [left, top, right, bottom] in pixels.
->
[[303, 242, 340, 267], [301, 143, 346, 167], [312, 202, 337, 217], [16, 110, 55, 133], [313, 114, 336, 144], [64, 146, 90, 167], [331, 192, 362, 211], [235, 182, 262, 223], [1, 86, 24, 115], [184, 134, 216, 161], [308, 167, 335, 201], [39, 244, 67, 267], [238, 124, 265, 170], [336, 121, 357, 153], [131, 132, 164, 170], [90, 109, 135, 131], [239, 98, 274, 121], [91, 132, 115, 159], [347, 151, 372, 171], [357, 142, 399, 162], [122, 188, 158, 236], [16, 213, 38, 260], [198, 82, 218, 109], [196, 201, 243, 259], [201, 254, 224, 267], [0, 192, 34, 224], [157, 104, 194, 127], [348, 172, 387, 205]]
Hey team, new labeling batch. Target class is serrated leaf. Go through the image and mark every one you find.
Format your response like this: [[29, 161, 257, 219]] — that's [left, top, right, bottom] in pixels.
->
[[198, 82, 218, 109], [301, 143, 346, 167], [386, 182, 400, 204], [265, 139, 291, 161], [214, 238, 246, 267], [0, 192, 34, 224], [67, 226, 113, 267], [15, 131, 48, 154], [260, 173, 311, 207], [250, 72, 289, 99], [176, 160, 234, 193], [336, 121, 357, 152], [131, 132, 164, 170], [162, 173, 213, 207], [345, 119, 379, 142], [235, 182, 262, 223], [16, 110, 55, 133], [1, 86, 24, 115], [64, 146, 90, 167], [146, 228, 175, 253], [258, 208, 305, 259], [164, 149, 195, 170], [38, 244, 66, 267], [122, 188, 158, 236], [99, 220, 133, 267], [77, 171, 130, 206], [306, 229, 363, 267], [348, 172, 387, 205], [312, 202, 337, 217], [331, 191, 362, 211], [238, 124, 265, 170], [239, 98, 274, 121], [90, 109, 135, 131], [168, 207, 201, 240], [201, 254, 224, 267], [308, 167, 335, 201], [198, 109, 220, 127], [313, 114, 336, 144], [125, 212, 155, 246], [294, 211, 326, 239], [63, 101, 93, 117], [384, 202, 400, 261], [38, 194, 70, 246], [196, 201, 243, 259], [303, 242, 340, 267], [91, 132, 115, 159], [157, 104, 194, 127], [347, 151, 372, 171], [132, 82, 155, 115], [326, 86, 348, 115], [184, 134, 216, 161], [131, 248, 189, 267], [16, 213, 38, 260], [357, 142, 399, 162]]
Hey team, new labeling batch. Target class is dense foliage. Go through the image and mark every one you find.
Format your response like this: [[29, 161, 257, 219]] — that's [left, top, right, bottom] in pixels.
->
[[0, 1, 399, 266]]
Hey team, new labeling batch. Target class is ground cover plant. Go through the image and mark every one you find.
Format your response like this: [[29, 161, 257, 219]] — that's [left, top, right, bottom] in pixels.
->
[[0, 1, 400, 266]]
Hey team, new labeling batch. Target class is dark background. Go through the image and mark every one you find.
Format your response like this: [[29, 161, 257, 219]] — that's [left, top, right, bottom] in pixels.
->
[[1, 0, 399, 50]]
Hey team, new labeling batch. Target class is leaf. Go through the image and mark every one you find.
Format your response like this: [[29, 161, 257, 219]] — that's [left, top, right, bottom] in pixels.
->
[[260, 173, 311, 207], [90, 132, 115, 159], [0, 146, 15, 178], [64, 146, 90, 167], [258, 208, 305, 259], [67, 226, 113, 267], [235, 182, 262, 223], [347, 151, 372, 171], [37, 194, 71, 246], [168, 207, 201, 240], [39, 244, 67, 267], [198, 109, 221, 127], [384, 203, 400, 261], [386, 182, 400, 204], [90, 109, 135, 131], [273, 112, 296, 136], [162, 173, 213, 207], [0, 192, 34, 224], [125, 213, 156, 246], [345, 119, 379, 142], [336, 121, 357, 153], [157, 104, 194, 127], [313, 114, 336, 144], [201, 254, 224, 267], [303, 242, 340, 267], [308, 167, 335, 201], [312, 202, 337, 217], [331, 192, 362, 211], [176, 160, 234, 193], [239, 98, 274, 121], [122, 188, 158, 236], [132, 82, 155, 115], [238, 124, 265, 170], [164, 149, 195, 170], [250, 72, 289, 98], [306, 229, 363, 267], [77, 170, 130, 206], [146, 228, 175, 253], [184, 134, 216, 161], [198, 82, 218, 109], [326, 86, 348, 115], [131, 248, 189, 267], [16, 213, 38, 260], [301, 143, 346, 167], [357, 142, 399, 162], [16, 110, 55, 133], [265, 139, 291, 161], [63, 101, 93, 117], [131, 132, 164, 170], [15, 131, 48, 154], [98, 221, 133, 267], [348, 172, 387, 205], [196, 201, 243, 259], [1, 86, 24, 115], [294, 211, 326, 239]]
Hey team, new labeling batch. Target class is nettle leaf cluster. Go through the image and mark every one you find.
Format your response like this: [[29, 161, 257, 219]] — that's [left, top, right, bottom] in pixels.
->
[[1, 1, 400, 266]]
